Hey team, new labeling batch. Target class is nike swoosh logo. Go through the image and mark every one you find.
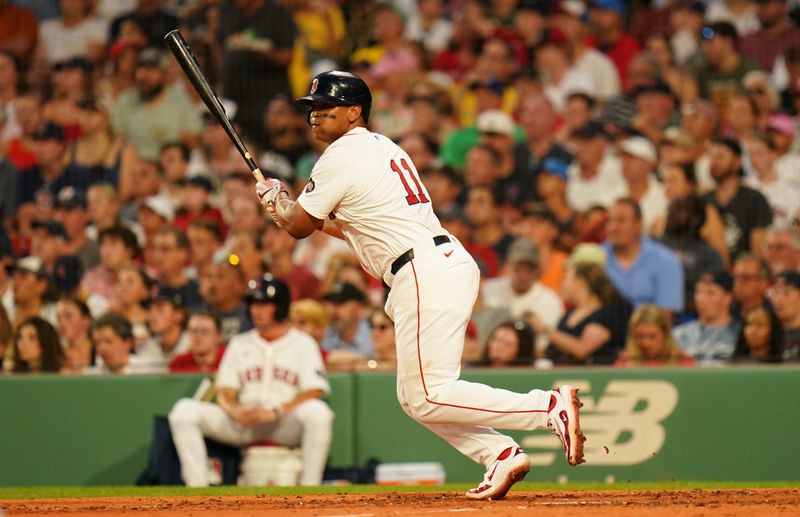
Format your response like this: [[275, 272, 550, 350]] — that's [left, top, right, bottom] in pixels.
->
[[258, 190, 269, 200], [444, 250, 454, 257]]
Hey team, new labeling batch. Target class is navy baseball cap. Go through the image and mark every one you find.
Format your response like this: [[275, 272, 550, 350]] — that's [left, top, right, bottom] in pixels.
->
[[592, 0, 626, 16], [469, 79, 505, 97], [32, 220, 68, 239], [541, 157, 569, 181], [32, 122, 65, 142], [571, 120, 608, 140], [186, 176, 215, 193], [776, 270, 800, 290], [55, 187, 87, 210], [323, 282, 366, 304], [699, 270, 733, 292]]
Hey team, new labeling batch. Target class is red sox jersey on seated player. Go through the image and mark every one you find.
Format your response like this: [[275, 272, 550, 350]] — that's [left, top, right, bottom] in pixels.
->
[[297, 126, 445, 279], [216, 328, 329, 408]]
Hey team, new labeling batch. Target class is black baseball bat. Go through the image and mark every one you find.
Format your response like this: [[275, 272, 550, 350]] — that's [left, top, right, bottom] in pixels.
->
[[164, 29, 266, 182]]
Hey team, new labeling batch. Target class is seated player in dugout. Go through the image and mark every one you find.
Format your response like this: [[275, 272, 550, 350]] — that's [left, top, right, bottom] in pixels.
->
[[255, 70, 585, 500], [168, 276, 333, 486]]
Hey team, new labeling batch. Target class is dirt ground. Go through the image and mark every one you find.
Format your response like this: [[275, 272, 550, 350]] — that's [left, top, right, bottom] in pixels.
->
[[2, 488, 799, 516]]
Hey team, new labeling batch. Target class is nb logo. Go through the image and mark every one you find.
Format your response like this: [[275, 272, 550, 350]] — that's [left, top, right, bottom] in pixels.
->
[[523, 380, 679, 466]]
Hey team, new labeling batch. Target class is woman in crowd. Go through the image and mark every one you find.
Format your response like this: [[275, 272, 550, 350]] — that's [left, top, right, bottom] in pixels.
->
[[41, 57, 93, 141], [732, 306, 784, 364], [615, 304, 694, 366], [369, 309, 397, 369], [109, 265, 152, 348], [655, 162, 729, 265], [10, 317, 63, 373], [56, 297, 95, 373], [69, 95, 137, 188], [535, 262, 630, 365], [0, 304, 12, 372], [476, 319, 535, 367]]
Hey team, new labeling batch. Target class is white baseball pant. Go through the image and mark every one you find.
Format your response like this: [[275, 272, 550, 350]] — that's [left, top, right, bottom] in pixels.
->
[[384, 236, 554, 468], [168, 398, 334, 486]]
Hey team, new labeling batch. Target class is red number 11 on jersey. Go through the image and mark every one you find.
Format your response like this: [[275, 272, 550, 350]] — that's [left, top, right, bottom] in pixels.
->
[[391, 158, 430, 206]]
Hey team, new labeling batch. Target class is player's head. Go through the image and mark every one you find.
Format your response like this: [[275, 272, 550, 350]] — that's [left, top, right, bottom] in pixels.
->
[[245, 274, 291, 323], [297, 70, 372, 131]]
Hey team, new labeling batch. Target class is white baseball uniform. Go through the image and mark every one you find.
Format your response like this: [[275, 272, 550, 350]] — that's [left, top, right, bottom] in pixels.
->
[[297, 127, 556, 468], [168, 328, 333, 486]]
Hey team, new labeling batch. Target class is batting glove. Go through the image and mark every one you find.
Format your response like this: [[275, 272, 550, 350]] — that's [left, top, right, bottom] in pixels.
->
[[255, 179, 287, 208]]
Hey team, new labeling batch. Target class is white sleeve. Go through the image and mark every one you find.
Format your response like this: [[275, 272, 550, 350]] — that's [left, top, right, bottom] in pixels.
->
[[296, 149, 352, 220], [298, 338, 331, 395], [215, 340, 241, 391]]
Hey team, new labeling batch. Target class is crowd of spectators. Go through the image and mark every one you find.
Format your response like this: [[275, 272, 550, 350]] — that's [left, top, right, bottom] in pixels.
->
[[1, 0, 800, 376]]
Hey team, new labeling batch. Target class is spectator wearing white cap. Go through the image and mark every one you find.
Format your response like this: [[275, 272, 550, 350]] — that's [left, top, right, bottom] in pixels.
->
[[136, 195, 174, 266], [618, 135, 667, 235], [476, 110, 529, 207], [9, 256, 57, 328]]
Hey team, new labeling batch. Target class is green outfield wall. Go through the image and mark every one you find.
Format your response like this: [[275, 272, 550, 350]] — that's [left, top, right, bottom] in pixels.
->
[[1, 367, 798, 486]]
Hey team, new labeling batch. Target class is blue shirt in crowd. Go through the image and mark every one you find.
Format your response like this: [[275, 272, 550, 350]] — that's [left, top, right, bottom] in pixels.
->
[[603, 238, 684, 312], [320, 319, 374, 358]]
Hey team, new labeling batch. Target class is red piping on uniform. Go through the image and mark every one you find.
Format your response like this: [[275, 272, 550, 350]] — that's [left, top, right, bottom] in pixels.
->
[[410, 261, 548, 415]]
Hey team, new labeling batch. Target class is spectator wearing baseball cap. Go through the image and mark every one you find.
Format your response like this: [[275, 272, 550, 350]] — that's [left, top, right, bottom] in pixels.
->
[[771, 271, 800, 360], [697, 21, 761, 116], [481, 238, 565, 352], [53, 187, 99, 271], [139, 285, 190, 370], [588, 0, 641, 91], [9, 256, 57, 328], [536, 158, 575, 232], [321, 282, 375, 367], [672, 270, 739, 365], [111, 46, 202, 160], [764, 112, 800, 185], [618, 135, 667, 235], [566, 120, 627, 211], [17, 122, 93, 205], [29, 220, 68, 274], [476, 110, 530, 207]]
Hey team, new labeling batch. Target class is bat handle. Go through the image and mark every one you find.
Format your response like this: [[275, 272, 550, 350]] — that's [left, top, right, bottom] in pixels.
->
[[243, 151, 266, 182], [252, 168, 266, 182]]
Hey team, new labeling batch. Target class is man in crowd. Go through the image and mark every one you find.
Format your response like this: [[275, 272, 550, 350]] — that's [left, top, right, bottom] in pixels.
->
[[170, 311, 226, 373], [672, 271, 739, 365], [481, 237, 564, 352], [763, 227, 800, 275], [151, 226, 202, 309], [464, 185, 516, 263], [112, 47, 202, 160], [731, 254, 772, 320], [200, 256, 251, 343], [88, 313, 166, 375], [566, 121, 626, 212], [603, 198, 684, 315], [168, 276, 333, 486], [618, 135, 666, 235], [10, 256, 55, 327], [263, 221, 320, 301], [138, 288, 190, 369], [320, 282, 374, 364], [771, 271, 800, 360], [701, 138, 772, 260], [53, 187, 98, 270]]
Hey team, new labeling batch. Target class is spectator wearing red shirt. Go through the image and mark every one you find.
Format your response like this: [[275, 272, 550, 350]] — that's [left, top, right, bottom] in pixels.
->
[[588, 0, 641, 91], [172, 176, 226, 237], [170, 311, 225, 373], [263, 221, 321, 301]]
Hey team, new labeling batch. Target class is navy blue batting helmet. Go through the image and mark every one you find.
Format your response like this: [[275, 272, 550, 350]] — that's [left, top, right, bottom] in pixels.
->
[[245, 274, 291, 321], [296, 70, 372, 123]]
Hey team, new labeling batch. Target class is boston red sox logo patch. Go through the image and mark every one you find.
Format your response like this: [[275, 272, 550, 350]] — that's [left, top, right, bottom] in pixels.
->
[[310, 78, 319, 94], [305, 179, 315, 193]]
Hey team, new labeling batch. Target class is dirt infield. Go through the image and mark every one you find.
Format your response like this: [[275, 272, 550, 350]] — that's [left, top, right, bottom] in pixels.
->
[[2, 488, 799, 516]]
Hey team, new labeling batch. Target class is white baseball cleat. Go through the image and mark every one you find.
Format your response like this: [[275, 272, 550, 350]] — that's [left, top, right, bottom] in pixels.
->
[[547, 385, 586, 466], [465, 446, 531, 500]]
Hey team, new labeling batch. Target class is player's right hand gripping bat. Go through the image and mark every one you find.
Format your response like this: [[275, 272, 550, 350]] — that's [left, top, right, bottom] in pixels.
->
[[164, 29, 266, 183]]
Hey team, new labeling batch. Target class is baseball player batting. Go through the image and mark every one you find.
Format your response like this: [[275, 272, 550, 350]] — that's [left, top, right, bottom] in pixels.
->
[[258, 71, 585, 499], [168, 276, 333, 486]]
